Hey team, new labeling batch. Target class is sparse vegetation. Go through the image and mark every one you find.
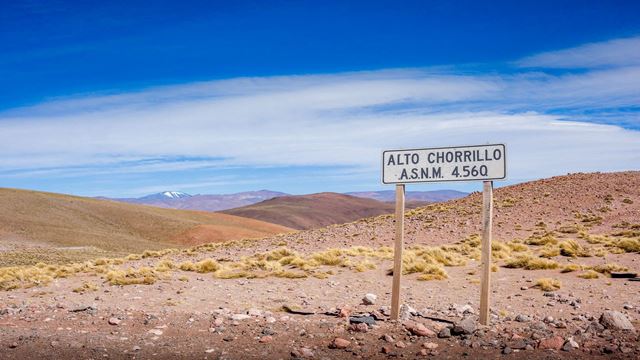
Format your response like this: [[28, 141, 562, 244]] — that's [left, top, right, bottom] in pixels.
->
[[558, 239, 591, 257], [535, 278, 561, 291], [591, 263, 629, 275], [561, 264, 582, 273], [105, 267, 157, 285], [504, 255, 559, 270], [577, 270, 599, 279]]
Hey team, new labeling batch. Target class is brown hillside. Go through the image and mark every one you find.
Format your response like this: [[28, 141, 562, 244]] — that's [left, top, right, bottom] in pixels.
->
[[222, 192, 395, 229], [234, 171, 640, 254], [0, 188, 292, 266]]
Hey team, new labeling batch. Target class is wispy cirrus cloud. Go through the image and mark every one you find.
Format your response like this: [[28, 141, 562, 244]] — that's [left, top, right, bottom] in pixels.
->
[[516, 36, 640, 69], [0, 36, 639, 196]]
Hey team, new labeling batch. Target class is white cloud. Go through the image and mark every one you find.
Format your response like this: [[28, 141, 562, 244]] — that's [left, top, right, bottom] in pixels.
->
[[517, 36, 640, 69], [1, 37, 639, 194]]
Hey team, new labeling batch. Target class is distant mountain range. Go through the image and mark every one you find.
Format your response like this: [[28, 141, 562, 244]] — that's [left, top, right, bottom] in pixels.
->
[[104, 189, 467, 212], [107, 190, 288, 212], [347, 190, 468, 203]]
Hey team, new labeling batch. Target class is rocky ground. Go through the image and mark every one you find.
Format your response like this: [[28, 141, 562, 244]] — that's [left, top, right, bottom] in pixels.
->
[[1, 171, 639, 359]]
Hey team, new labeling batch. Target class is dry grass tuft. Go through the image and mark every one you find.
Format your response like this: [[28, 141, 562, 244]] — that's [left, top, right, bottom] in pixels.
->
[[504, 255, 559, 270], [560, 264, 582, 273], [535, 278, 561, 291], [105, 267, 157, 285], [72, 282, 99, 293], [525, 234, 558, 246], [577, 270, 599, 279], [416, 264, 448, 281], [558, 240, 591, 257], [591, 263, 629, 275]]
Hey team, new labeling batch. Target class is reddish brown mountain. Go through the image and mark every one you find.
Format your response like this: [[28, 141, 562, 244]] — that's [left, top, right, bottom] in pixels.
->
[[221, 192, 396, 230]]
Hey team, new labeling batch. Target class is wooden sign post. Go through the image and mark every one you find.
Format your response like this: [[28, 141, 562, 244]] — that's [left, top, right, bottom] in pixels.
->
[[382, 144, 506, 324], [391, 184, 405, 320], [479, 181, 493, 325]]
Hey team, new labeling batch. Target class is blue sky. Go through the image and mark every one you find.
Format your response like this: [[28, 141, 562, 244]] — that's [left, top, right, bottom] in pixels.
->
[[1, 0, 639, 197]]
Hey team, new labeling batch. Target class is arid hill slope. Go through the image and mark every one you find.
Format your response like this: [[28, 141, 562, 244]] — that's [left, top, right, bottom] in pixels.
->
[[237, 171, 640, 254], [0, 188, 291, 265], [222, 192, 396, 230]]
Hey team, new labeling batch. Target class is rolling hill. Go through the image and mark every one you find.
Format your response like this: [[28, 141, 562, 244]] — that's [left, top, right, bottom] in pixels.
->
[[0, 188, 292, 266], [221, 192, 396, 230]]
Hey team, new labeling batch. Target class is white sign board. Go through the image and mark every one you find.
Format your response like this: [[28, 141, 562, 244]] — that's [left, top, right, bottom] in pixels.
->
[[382, 144, 506, 184]]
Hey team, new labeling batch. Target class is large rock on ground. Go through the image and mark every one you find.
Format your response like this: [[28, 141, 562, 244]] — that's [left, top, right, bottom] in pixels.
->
[[539, 336, 564, 350], [599, 311, 635, 331], [452, 317, 477, 335]]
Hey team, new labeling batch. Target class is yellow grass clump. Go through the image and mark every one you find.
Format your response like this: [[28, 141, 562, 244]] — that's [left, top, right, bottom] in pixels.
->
[[535, 278, 561, 291], [72, 282, 99, 293], [416, 264, 448, 281], [504, 255, 559, 270], [194, 259, 221, 273], [559, 240, 591, 257], [577, 270, 599, 279], [539, 244, 560, 258], [561, 264, 582, 273], [525, 234, 558, 246], [591, 263, 629, 275], [105, 267, 157, 286], [615, 238, 640, 253]]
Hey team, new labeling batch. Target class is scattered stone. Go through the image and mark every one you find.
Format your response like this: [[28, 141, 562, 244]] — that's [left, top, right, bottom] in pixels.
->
[[231, 314, 251, 321], [338, 308, 351, 318], [362, 293, 377, 305], [381, 334, 395, 343], [8, 342, 18, 349], [300, 347, 314, 358], [538, 336, 564, 350], [265, 316, 276, 323], [452, 317, 476, 335], [405, 321, 436, 337], [259, 336, 273, 344], [562, 337, 579, 351], [69, 305, 96, 313], [108, 317, 121, 326], [515, 314, 530, 323], [349, 315, 375, 326], [623, 303, 633, 310], [395, 341, 406, 348], [419, 349, 428, 356], [330, 338, 350, 349], [399, 304, 417, 320], [600, 311, 635, 331], [422, 342, 438, 350], [348, 323, 368, 333], [502, 346, 512, 355], [262, 327, 276, 336], [381, 345, 393, 354], [147, 329, 163, 336], [603, 344, 617, 354], [247, 308, 263, 317], [438, 327, 452, 338], [132, 346, 141, 352]]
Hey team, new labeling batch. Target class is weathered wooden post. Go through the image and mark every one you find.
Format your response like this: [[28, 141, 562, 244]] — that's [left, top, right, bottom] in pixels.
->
[[390, 184, 405, 320], [479, 180, 493, 325]]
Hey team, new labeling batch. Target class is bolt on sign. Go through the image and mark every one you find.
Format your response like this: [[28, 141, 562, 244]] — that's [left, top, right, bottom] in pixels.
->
[[382, 144, 506, 326]]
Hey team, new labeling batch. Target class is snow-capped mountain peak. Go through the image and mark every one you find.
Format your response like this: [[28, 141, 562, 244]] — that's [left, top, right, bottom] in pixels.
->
[[137, 191, 192, 201], [162, 191, 190, 199]]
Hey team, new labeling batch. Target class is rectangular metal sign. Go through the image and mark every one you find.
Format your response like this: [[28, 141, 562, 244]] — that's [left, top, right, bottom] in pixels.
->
[[382, 144, 506, 184]]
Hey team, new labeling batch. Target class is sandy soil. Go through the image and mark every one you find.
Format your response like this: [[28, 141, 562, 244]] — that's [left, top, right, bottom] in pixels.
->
[[1, 171, 639, 359]]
